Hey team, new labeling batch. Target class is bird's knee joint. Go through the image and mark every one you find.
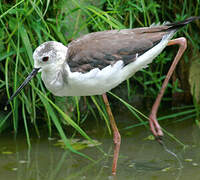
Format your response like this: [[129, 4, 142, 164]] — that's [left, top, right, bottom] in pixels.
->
[[113, 132, 121, 145]]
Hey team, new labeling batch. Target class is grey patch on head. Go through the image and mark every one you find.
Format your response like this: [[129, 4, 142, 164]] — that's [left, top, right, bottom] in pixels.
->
[[37, 41, 57, 57]]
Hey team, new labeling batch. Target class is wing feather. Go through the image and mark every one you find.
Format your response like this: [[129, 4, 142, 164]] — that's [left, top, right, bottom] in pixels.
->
[[67, 26, 169, 73]]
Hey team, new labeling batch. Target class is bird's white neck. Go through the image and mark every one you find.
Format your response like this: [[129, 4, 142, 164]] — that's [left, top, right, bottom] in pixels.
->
[[41, 63, 66, 94]]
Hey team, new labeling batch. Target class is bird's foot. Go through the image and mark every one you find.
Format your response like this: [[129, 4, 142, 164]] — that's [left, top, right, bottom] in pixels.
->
[[149, 113, 164, 138]]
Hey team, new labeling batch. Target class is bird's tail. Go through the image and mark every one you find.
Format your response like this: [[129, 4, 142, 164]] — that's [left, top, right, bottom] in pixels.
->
[[166, 16, 200, 30]]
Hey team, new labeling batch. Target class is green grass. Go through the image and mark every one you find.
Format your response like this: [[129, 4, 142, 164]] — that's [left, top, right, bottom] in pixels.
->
[[0, 0, 200, 153]]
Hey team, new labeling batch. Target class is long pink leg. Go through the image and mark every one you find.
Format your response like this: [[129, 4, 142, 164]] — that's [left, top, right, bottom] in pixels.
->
[[102, 93, 121, 175], [149, 37, 187, 137]]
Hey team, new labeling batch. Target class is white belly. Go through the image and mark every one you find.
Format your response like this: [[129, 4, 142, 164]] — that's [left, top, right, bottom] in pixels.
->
[[54, 60, 124, 96]]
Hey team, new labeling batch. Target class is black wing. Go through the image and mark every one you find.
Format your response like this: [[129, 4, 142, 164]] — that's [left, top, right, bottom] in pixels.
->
[[66, 26, 170, 73]]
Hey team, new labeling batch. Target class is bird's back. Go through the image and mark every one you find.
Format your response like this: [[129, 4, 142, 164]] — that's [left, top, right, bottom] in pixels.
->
[[66, 26, 170, 73]]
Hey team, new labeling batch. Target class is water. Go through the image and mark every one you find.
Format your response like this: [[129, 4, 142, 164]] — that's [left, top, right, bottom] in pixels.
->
[[0, 113, 200, 180]]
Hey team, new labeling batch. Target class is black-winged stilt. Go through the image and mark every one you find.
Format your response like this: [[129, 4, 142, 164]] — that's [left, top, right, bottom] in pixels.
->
[[7, 16, 199, 175]]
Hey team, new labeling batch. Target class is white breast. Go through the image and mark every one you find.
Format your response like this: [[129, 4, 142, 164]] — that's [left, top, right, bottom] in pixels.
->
[[61, 60, 124, 96]]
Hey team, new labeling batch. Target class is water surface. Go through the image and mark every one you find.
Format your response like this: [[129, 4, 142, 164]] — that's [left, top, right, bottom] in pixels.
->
[[0, 112, 200, 180]]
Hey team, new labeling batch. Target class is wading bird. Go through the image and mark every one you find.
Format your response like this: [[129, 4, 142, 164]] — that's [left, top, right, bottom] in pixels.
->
[[7, 16, 199, 175]]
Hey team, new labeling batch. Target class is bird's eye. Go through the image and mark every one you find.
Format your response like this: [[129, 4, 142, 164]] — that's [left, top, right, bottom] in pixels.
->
[[42, 56, 49, 62]]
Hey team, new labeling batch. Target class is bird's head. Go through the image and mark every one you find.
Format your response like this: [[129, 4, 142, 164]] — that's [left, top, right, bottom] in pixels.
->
[[33, 41, 68, 71], [6, 41, 68, 105]]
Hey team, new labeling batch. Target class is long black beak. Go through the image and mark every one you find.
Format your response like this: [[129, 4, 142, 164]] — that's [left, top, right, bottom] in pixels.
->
[[6, 68, 41, 105]]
